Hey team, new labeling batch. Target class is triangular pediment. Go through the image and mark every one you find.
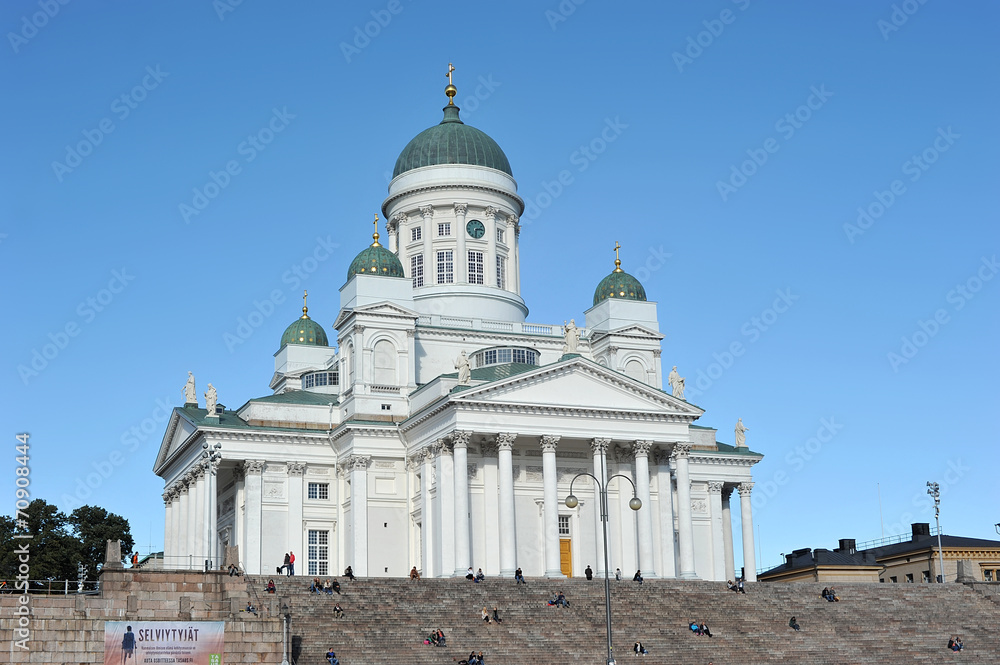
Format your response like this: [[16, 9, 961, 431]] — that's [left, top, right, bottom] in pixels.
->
[[453, 358, 702, 418], [333, 301, 418, 328], [152, 409, 200, 474], [590, 324, 663, 341]]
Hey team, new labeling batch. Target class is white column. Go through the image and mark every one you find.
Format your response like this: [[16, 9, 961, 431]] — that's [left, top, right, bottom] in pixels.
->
[[420, 205, 433, 286], [420, 449, 435, 578], [348, 455, 371, 576], [435, 441, 455, 576], [387, 215, 399, 253], [163, 491, 174, 566], [512, 220, 521, 294], [497, 433, 518, 577], [484, 206, 498, 287], [590, 438, 610, 575], [203, 464, 213, 566], [208, 465, 220, 565], [615, 455, 636, 573], [739, 482, 757, 582], [391, 212, 407, 257], [633, 441, 656, 578], [505, 215, 517, 293], [482, 440, 500, 575], [243, 460, 264, 575], [708, 482, 726, 582], [673, 444, 697, 579], [454, 203, 468, 283], [540, 435, 562, 578], [452, 431, 472, 576], [234, 469, 245, 568], [287, 463, 305, 576], [193, 467, 206, 560], [722, 486, 736, 582], [176, 483, 190, 569], [655, 451, 676, 578]]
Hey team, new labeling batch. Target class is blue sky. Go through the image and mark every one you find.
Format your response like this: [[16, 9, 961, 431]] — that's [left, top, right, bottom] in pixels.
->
[[1, 1, 997, 573]]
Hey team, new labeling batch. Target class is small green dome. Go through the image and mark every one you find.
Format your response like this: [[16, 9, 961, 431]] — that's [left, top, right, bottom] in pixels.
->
[[347, 244, 406, 280], [593, 268, 647, 305], [393, 104, 512, 178], [281, 315, 328, 348]]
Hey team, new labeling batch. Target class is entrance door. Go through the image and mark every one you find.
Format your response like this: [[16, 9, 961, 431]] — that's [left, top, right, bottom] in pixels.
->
[[558, 515, 572, 577]]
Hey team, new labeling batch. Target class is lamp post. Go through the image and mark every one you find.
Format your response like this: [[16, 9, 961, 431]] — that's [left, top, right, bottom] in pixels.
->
[[281, 602, 290, 665], [995, 523, 999, 537], [926, 482, 945, 583], [565, 462, 641, 665]]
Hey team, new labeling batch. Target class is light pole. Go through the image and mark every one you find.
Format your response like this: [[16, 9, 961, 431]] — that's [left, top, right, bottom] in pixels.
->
[[281, 602, 290, 665], [926, 482, 945, 583], [565, 462, 641, 665]]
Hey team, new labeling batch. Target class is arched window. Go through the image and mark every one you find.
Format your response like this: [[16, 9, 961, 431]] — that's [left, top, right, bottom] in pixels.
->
[[624, 359, 645, 383], [347, 344, 355, 385], [373, 340, 396, 385]]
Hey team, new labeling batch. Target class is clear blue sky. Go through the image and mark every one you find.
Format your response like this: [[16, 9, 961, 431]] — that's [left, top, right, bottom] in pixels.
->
[[2, 1, 997, 572]]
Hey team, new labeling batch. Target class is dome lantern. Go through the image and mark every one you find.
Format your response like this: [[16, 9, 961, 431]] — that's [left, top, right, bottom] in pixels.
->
[[280, 290, 329, 348], [593, 241, 647, 306]]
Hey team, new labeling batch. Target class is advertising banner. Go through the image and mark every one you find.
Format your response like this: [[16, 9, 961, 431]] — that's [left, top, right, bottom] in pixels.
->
[[104, 621, 224, 665]]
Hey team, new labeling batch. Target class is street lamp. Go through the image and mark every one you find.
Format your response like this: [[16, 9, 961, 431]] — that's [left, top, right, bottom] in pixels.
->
[[565, 462, 641, 665], [281, 602, 290, 665], [926, 482, 945, 583], [995, 523, 999, 537]]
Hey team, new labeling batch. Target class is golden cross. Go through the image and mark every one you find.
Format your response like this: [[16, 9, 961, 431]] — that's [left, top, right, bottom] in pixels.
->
[[373, 213, 379, 234], [302, 290, 309, 317], [446, 63, 455, 85], [614, 241, 621, 262]]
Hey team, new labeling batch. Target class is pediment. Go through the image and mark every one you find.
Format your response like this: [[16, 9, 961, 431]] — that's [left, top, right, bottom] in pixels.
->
[[453, 358, 702, 418], [333, 301, 418, 328], [590, 324, 663, 341], [153, 410, 200, 474]]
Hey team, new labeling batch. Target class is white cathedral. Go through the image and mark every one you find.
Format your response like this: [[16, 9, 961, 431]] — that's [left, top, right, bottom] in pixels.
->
[[154, 74, 763, 582]]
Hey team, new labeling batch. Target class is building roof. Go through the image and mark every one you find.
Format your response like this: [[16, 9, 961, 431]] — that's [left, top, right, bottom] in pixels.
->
[[393, 104, 512, 178], [347, 243, 406, 280], [246, 391, 339, 406], [280, 315, 329, 348], [593, 267, 647, 306]]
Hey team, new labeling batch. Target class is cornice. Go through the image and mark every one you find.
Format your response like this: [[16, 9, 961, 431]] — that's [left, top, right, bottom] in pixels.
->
[[383, 182, 525, 217]]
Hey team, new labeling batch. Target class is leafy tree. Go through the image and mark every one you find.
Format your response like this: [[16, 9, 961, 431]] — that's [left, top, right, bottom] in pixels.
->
[[0, 499, 133, 581]]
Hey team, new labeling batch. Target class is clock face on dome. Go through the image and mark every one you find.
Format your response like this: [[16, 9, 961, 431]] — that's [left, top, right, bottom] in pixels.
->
[[466, 219, 486, 239]]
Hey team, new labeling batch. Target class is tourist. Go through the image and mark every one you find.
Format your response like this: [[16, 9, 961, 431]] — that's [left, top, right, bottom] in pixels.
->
[[829, 586, 840, 601], [428, 631, 438, 646], [492, 606, 502, 623], [481, 606, 491, 623], [477, 651, 485, 665], [246, 601, 257, 616], [326, 648, 338, 665], [952, 636, 963, 652], [278, 552, 290, 575], [514, 567, 525, 585], [555, 591, 569, 607], [700, 621, 713, 638], [436, 629, 446, 646], [287, 551, 295, 576], [227, 563, 240, 577], [468, 651, 479, 665], [689, 620, 701, 635], [331, 578, 342, 594], [333, 603, 344, 619], [266, 579, 276, 594], [615, 568, 622, 581], [789, 616, 800, 631], [737, 577, 746, 594], [475, 568, 485, 583], [410, 566, 420, 581], [727, 580, 737, 592], [633, 641, 648, 656], [323, 579, 334, 594], [466, 566, 475, 581], [585, 565, 593, 580], [633, 569, 643, 584], [344, 565, 355, 581], [310, 577, 322, 594]]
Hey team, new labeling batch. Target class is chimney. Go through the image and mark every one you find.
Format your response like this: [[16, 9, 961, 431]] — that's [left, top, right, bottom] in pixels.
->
[[838, 538, 857, 554], [911, 522, 931, 540]]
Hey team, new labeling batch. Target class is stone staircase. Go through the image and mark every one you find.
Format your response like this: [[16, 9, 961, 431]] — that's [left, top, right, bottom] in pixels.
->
[[257, 576, 1000, 665]]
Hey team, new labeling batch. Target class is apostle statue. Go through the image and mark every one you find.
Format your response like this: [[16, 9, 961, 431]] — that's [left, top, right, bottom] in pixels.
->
[[734, 418, 748, 447], [182, 371, 197, 405], [667, 365, 686, 399], [454, 351, 471, 385], [562, 319, 580, 355], [205, 383, 218, 416]]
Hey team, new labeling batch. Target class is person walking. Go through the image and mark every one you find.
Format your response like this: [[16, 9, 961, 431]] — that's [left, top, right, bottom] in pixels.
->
[[585, 565, 593, 580]]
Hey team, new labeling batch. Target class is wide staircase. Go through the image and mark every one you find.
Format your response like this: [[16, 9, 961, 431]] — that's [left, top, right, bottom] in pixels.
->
[[256, 576, 1000, 664]]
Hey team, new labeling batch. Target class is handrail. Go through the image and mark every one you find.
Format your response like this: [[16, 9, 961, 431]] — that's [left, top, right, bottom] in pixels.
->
[[240, 561, 265, 617]]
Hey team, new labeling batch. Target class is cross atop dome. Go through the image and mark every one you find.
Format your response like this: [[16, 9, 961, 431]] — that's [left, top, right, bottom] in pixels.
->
[[445, 62, 458, 105]]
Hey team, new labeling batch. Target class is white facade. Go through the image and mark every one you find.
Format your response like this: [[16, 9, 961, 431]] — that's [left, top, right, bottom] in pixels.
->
[[154, 93, 762, 581]]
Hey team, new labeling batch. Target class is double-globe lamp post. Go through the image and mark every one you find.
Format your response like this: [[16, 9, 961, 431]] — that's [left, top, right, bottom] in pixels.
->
[[565, 464, 641, 665]]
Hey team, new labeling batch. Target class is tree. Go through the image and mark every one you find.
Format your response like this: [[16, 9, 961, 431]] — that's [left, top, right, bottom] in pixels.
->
[[0, 499, 133, 581]]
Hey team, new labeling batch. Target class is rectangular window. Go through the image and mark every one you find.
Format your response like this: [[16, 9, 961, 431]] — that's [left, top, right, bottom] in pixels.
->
[[890, 576, 897, 583], [905, 573, 914, 583], [986, 570, 994, 582], [328, 369, 338, 386], [307, 483, 329, 500], [315, 372, 328, 387], [437, 250, 454, 284], [304, 374, 315, 389], [411, 254, 424, 287], [497, 348, 512, 363], [411, 227, 422, 242], [497, 228, 505, 244], [484, 349, 497, 365], [512, 348, 526, 364], [437, 222, 451, 236], [307, 529, 329, 576], [468, 250, 484, 285], [496, 256, 506, 290], [558, 515, 570, 536]]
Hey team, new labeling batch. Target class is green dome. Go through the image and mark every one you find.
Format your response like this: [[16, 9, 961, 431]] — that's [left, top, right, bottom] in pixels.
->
[[393, 104, 512, 178], [281, 315, 328, 348], [347, 243, 406, 280], [593, 269, 647, 306]]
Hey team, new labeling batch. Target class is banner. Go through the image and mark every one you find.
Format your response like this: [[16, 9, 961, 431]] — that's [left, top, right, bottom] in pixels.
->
[[104, 621, 224, 665]]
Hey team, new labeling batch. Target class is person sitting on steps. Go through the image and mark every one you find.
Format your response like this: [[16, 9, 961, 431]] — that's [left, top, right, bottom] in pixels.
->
[[492, 606, 502, 623], [633, 570, 643, 584], [326, 649, 338, 665], [266, 579, 276, 594], [436, 629, 446, 646], [323, 579, 334, 594], [466, 566, 475, 581], [700, 621, 713, 638], [331, 578, 341, 594], [310, 577, 322, 594], [481, 606, 491, 623], [475, 568, 485, 583], [514, 567, 525, 584], [633, 641, 648, 656], [410, 566, 420, 581], [344, 565, 355, 581], [789, 616, 800, 631], [333, 603, 344, 619]]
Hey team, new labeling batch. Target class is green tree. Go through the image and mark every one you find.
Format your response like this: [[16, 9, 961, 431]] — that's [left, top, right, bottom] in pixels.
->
[[68, 505, 134, 579]]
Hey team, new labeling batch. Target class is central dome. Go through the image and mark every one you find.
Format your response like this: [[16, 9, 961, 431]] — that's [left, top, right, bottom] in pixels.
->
[[393, 105, 512, 178]]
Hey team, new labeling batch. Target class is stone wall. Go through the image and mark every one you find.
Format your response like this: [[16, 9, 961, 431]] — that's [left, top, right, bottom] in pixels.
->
[[0, 570, 284, 664]]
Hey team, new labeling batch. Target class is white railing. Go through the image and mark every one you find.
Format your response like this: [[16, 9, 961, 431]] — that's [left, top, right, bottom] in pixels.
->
[[416, 315, 565, 337]]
